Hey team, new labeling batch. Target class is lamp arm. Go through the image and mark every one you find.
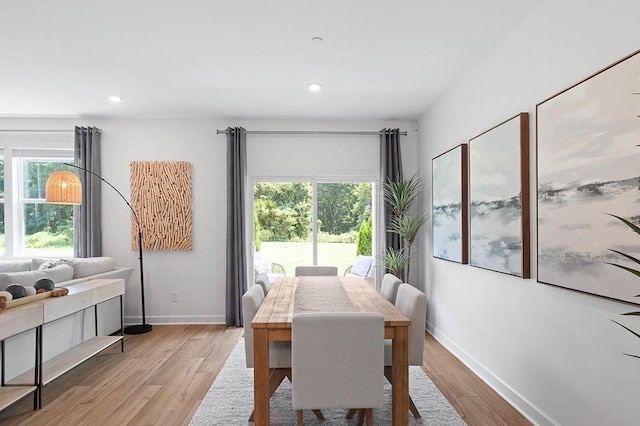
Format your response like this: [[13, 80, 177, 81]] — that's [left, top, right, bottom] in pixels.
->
[[63, 163, 142, 230], [64, 162, 150, 333]]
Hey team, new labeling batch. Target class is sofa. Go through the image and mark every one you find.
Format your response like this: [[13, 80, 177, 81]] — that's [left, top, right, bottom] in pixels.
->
[[0, 257, 133, 381]]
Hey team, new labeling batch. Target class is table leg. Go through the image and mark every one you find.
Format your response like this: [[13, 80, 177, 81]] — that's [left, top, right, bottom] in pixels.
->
[[392, 326, 409, 425], [254, 328, 270, 425]]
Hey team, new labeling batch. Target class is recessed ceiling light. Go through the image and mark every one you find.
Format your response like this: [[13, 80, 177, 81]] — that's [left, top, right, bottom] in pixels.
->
[[311, 36, 323, 43], [308, 83, 321, 92], [108, 95, 123, 103]]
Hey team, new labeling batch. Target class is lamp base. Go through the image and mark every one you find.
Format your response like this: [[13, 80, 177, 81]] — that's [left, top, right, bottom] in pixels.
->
[[124, 324, 153, 335]]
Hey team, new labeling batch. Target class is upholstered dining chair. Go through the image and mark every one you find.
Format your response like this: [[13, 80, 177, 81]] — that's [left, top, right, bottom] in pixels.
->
[[380, 273, 402, 304], [292, 312, 384, 426], [242, 285, 291, 422], [242, 285, 324, 422], [384, 283, 426, 418], [294, 265, 338, 276], [255, 273, 271, 295]]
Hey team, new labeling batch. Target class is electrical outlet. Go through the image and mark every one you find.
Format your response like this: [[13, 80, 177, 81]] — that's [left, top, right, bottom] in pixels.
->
[[170, 291, 179, 302]]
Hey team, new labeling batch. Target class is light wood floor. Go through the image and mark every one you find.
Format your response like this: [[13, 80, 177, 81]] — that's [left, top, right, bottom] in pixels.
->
[[0, 325, 530, 425]]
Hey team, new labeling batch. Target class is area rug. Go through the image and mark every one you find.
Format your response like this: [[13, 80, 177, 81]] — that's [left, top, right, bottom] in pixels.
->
[[190, 338, 466, 425]]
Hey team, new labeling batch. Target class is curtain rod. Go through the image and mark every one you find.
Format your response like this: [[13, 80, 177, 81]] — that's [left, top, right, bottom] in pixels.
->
[[216, 129, 407, 136], [0, 129, 102, 134], [0, 129, 74, 133]]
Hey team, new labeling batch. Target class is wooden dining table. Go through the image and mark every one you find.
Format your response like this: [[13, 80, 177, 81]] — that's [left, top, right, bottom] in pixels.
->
[[251, 275, 411, 425]]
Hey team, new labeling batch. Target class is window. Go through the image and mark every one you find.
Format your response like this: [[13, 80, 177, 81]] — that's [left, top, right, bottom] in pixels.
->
[[1, 146, 75, 258], [252, 179, 374, 277]]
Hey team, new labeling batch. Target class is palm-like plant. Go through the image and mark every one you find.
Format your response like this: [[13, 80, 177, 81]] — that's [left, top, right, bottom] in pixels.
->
[[382, 247, 410, 278], [383, 173, 426, 282], [605, 213, 640, 358]]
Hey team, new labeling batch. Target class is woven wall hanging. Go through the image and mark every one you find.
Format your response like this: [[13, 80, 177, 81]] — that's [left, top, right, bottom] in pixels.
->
[[130, 161, 193, 251]]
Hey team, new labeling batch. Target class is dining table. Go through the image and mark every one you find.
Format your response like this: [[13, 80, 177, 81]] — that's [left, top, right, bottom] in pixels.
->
[[251, 275, 411, 425]]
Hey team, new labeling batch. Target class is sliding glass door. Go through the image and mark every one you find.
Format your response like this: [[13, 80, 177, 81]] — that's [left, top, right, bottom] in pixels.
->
[[251, 179, 374, 279]]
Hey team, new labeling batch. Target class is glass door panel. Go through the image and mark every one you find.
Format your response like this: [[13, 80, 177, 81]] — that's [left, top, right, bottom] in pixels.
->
[[316, 182, 373, 275], [253, 182, 312, 278], [253, 180, 374, 279]]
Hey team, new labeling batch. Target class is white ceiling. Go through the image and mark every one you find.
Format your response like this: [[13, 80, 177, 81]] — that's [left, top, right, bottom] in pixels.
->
[[0, 1, 543, 120]]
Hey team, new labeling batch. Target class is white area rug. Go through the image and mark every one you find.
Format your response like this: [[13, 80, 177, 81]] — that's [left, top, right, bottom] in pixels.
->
[[190, 338, 466, 425]]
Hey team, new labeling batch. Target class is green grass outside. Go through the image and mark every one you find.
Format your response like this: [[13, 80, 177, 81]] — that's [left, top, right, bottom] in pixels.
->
[[259, 241, 359, 277]]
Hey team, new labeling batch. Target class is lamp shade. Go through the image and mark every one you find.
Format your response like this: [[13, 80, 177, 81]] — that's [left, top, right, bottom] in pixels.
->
[[45, 170, 82, 205]]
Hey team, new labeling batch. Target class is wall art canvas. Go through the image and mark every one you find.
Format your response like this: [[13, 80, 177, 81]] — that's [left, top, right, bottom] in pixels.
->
[[469, 113, 530, 277], [537, 50, 640, 304], [130, 161, 193, 251], [432, 144, 468, 263]]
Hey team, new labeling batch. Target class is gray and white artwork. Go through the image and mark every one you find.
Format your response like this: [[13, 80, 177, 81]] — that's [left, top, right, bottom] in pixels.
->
[[433, 145, 467, 263], [469, 114, 529, 277], [537, 50, 640, 304]]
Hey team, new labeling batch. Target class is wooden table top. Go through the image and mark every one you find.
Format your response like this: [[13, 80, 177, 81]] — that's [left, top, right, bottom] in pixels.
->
[[252, 276, 410, 329]]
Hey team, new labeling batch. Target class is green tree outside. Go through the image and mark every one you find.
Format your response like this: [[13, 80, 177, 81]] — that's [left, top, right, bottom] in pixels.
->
[[356, 214, 372, 256], [254, 182, 372, 244]]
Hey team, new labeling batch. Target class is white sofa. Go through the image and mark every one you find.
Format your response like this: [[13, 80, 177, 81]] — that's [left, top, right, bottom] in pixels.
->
[[0, 257, 133, 381]]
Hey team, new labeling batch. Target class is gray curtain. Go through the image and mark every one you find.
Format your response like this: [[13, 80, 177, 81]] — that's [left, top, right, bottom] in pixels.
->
[[380, 128, 403, 257], [74, 126, 102, 258], [226, 127, 248, 326]]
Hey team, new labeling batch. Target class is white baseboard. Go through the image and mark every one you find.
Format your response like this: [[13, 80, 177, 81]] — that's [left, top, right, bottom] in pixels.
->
[[427, 321, 558, 426], [125, 315, 227, 325]]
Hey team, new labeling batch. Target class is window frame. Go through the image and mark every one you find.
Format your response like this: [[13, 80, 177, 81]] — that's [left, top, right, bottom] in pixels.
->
[[0, 139, 75, 259], [247, 175, 379, 283]]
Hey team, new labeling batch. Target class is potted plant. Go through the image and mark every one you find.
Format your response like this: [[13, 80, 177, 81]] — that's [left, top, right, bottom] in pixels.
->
[[383, 173, 427, 282], [606, 213, 640, 358]]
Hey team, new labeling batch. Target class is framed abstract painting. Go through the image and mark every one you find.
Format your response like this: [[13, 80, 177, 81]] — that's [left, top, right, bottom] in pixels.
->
[[469, 113, 530, 277], [537, 49, 640, 304], [432, 144, 468, 263]]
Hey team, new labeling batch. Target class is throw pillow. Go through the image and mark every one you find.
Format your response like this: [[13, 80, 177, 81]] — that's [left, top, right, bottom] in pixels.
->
[[66, 257, 116, 279]]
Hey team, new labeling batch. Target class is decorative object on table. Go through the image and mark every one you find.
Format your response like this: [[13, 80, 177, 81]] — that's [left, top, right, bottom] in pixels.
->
[[0, 285, 69, 311], [537, 49, 640, 304], [45, 164, 152, 334], [432, 144, 468, 264], [129, 161, 192, 251], [468, 113, 530, 278], [34, 278, 55, 292], [4, 284, 27, 299], [383, 173, 428, 282]]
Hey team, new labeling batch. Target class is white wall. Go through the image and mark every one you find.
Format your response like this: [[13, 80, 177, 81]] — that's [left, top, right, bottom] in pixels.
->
[[418, 1, 640, 425], [0, 117, 417, 325]]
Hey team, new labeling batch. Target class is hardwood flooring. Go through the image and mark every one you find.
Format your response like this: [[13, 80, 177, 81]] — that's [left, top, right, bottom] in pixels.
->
[[0, 325, 530, 425]]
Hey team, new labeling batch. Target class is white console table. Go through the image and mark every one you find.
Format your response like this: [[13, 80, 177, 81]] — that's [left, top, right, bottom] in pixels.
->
[[0, 302, 42, 412], [0, 278, 124, 412]]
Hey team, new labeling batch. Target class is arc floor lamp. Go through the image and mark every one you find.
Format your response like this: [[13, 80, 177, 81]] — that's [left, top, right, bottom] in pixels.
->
[[46, 164, 152, 335]]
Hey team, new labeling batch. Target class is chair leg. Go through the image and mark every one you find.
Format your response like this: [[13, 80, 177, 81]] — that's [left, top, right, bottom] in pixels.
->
[[365, 408, 374, 425], [346, 408, 358, 419], [297, 410, 304, 426], [384, 366, 421, 418], [357, 409, 364, 426], [286, 370, 324, 420], [249, 368, 291, 422]]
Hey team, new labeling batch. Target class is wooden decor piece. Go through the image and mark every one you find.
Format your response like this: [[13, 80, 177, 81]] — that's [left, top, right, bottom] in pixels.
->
[[130, 161, 193, 251], [0, 288, 69, 311]]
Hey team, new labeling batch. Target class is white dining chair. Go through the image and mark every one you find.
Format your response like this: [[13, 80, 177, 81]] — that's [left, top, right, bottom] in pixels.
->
[[294, 265, 338, 276], [242, 284, 291, 422], [292, 312, 384, 425], [384, 283, 427, 418], [380, 273, 402, 304], [255, 272, 271, 295]]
